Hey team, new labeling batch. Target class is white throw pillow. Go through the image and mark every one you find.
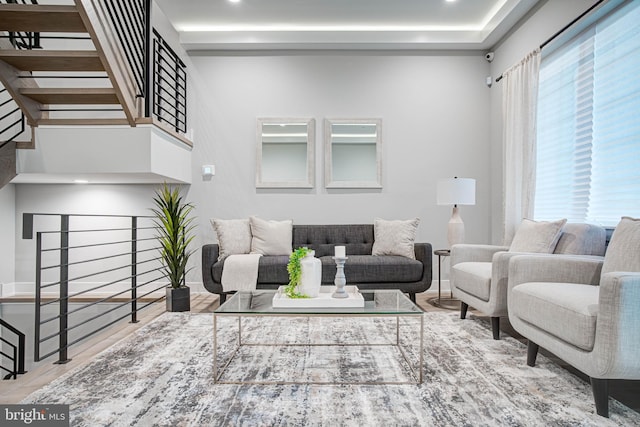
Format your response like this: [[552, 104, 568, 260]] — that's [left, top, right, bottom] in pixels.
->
[[509, 218, 567, 253], [372, 218, 420, 259], [249, 216, 293, 256], [210, 218, 252, 261]]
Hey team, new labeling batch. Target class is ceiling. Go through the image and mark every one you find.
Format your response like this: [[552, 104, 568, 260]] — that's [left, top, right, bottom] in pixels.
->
[[154, 0, 541, 51]]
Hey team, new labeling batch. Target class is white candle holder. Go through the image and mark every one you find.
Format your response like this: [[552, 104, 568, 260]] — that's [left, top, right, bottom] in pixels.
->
[[332, 256, 348, 298]]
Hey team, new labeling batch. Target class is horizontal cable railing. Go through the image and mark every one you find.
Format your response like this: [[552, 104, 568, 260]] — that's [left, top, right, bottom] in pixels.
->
[[152, 29, 187, 134], [22, 213, 167, 364], [0, 319, 26, 380]]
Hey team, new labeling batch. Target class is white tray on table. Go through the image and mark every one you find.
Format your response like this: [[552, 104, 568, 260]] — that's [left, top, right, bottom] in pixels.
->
[[272, 285, 365, 308]]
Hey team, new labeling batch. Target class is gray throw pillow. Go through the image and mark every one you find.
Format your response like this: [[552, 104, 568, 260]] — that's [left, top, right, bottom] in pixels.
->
[[509, 218, 567, 253], [249, 216, 293, 256], [210, 218, 252, 261], [372, 218, 420, 259]]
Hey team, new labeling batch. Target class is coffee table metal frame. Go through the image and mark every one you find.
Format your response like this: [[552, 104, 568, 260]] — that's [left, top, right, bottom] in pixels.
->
[[213, 289, 424, 385]]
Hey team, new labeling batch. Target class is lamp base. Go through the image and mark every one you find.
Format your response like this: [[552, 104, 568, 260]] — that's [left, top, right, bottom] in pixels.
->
[[447, 206, 465, 248]]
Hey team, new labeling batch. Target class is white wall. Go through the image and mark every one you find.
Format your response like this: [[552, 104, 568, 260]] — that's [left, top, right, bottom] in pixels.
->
[[488, 0, 600, 244], [0, 184, 16, 296], [187, 53, 493, 257]]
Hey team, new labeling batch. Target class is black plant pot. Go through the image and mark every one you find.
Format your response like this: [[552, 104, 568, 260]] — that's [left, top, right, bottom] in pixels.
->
[[166, 286, 190, 312]]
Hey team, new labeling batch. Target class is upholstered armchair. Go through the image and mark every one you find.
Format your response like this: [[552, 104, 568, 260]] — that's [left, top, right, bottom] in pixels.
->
[[450, 222, 606, 339], [507, 217, 640, 417]]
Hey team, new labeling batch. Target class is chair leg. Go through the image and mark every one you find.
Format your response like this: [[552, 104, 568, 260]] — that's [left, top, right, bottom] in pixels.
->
[[460, 302, 468, 319], [409, 293, 416, 304], [591, 378, 610, 418], [527, 340, 539, 367], [491, 317, 500, 340], [218, 293, 227, 305]]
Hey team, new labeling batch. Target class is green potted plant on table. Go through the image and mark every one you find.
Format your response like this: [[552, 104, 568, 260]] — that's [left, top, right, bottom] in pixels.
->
[[152, 183, 196, 312]]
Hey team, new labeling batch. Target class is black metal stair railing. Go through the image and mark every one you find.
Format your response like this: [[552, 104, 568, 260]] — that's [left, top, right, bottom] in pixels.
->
[[23, 213, 168, 364], [0, 86, 25, 149], [152, 29, 187, 134], [0, 318, 26, 380], [3, 0, 41, 50]]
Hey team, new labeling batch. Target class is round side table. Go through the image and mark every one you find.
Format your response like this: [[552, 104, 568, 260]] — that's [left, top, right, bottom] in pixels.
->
[[428, 249, 460, 310]]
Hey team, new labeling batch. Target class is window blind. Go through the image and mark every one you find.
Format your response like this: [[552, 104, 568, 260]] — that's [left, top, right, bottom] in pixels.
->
[[534, 1, 640, 227]]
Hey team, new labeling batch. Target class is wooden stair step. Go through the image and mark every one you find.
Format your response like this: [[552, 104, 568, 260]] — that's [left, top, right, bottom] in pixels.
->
[[37, 118, 130, 126], [0, 4, 86, 33], [19, 88, 120, 105], [0, 50, 104, 72]]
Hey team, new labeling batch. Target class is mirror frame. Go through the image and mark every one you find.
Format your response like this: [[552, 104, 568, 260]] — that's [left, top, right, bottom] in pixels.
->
[[256, 118, 315, 188], [324, 118, 382, 189]]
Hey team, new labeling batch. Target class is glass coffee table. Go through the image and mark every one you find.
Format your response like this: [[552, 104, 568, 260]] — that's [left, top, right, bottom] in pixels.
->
[[213, 289, 424, 385]]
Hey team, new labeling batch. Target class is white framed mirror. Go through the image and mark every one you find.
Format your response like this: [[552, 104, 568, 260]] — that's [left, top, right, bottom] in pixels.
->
[[324, 118, 382, 188], [256, 118, 315, 188]]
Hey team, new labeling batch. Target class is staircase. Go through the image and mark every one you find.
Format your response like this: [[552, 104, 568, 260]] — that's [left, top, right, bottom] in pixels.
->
[[0, 0, 145, 127], [0, 0, 189, 189]]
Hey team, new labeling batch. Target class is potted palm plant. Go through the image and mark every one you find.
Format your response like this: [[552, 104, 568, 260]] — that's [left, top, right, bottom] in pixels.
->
[[152, 183, 196, 312]]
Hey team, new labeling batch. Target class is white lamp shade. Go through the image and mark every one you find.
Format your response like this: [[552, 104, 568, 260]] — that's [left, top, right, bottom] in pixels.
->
[[437, 178, 476, 206]]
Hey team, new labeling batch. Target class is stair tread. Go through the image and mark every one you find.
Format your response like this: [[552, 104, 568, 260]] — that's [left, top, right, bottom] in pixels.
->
[[0, 50, 104, 72], [0, 4, 86, 33], [19, 88, 120, 105]]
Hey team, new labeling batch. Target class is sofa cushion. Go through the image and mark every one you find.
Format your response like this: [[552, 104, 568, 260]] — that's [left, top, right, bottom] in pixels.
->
[[320, 255, 423, 284], [511, 282, 599, 351], [452, 262, 492, 301], [214, 254, 423, 285], [210, 218, 252, 261], [249, 216, 293, 256], [293, 224, 374, 257], [602, 216, 640, 276], [509, 218, 567, 253], [372, 218, 420, 259]]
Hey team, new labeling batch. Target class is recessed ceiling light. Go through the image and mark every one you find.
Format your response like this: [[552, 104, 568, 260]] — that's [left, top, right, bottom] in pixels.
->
[[228, 0, 241, 3], [73, 179, 89, 184]]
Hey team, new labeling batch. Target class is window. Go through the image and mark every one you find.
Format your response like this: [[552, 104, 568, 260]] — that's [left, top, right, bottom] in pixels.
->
[[534, 1, 640, 227]]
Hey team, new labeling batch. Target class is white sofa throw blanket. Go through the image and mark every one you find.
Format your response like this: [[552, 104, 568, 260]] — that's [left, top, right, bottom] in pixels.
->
[[221, 254, 263, 292]]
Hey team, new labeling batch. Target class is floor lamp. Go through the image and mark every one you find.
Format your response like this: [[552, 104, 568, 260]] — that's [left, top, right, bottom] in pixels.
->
[[437, 177, 476, 248]]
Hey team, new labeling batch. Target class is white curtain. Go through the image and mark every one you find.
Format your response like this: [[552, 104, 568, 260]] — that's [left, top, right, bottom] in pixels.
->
[[502, 48, 541, 245]]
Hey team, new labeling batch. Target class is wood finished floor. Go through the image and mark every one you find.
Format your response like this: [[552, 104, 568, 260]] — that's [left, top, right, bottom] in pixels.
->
[[1, 290, 638, 416]]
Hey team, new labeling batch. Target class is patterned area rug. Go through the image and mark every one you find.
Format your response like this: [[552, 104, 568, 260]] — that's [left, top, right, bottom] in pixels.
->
[[22, 312, 640, 426]]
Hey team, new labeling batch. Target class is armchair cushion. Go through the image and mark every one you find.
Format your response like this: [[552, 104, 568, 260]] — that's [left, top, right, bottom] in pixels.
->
[[509, 218, 567, 253], [554, 222, 606, 255], [601, 216, 640, 275], [511, 282, 599, 351], [452, 261, 492, 301]]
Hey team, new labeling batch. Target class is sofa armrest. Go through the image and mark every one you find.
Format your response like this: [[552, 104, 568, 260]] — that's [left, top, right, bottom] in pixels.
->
[[201, 244, 222, 294], [451, 244, 509, 267], [508, 255, 604, 293], [414, 242, 433, 288], [595, 272, 640, 377]]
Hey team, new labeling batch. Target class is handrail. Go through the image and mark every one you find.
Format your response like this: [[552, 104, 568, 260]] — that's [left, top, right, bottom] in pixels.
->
[[0, 86, 24, 150], [0, 318, 26, 380], [23, 212, 169, 364], [152, 29, 187, 134]]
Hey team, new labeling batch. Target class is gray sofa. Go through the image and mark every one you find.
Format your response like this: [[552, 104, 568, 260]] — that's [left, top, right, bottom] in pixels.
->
[[202, 224, 432, 304]]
